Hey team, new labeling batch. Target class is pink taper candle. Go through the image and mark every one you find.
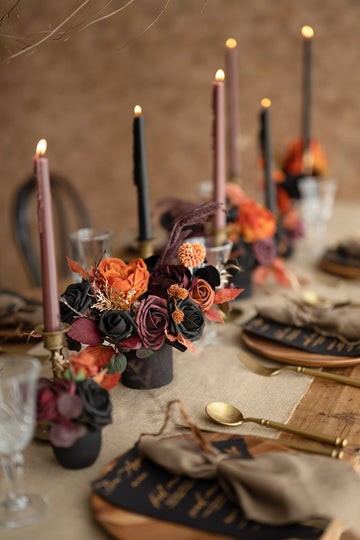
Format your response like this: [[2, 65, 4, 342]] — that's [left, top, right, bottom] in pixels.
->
[[34, 139, 61, 332], [212, 69, 226, 241], [226, 38, 241, 179]]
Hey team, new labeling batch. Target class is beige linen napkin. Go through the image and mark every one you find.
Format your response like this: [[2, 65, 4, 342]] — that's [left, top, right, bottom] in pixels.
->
[[139, 436, 360, 535], [255, 296, 360, 342], [0, 290, 43, 329]]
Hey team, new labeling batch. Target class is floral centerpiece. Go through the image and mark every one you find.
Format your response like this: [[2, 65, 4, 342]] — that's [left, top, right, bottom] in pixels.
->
[[59, 203, 243, 389], [225, 183, 293, 287], [36, 377, 112, 448]]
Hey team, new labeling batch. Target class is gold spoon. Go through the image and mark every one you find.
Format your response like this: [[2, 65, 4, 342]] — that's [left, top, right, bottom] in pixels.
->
[[175, 424, 343, 458], [300, 290, 358, 310], [239, 352, 360, 388], [205, 402, 347, 447]]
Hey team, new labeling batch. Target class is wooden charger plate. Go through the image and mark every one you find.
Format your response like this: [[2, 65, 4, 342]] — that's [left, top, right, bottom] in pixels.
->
[[318, 258, 360, 279], [91, 433, 306, 540], [242, 330, 360, 367]]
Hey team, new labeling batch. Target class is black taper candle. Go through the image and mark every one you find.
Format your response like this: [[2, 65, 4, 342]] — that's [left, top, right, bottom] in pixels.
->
[[301, 25, 314, 154], [260, 98, 277, 216], [133, 105, 152, 242]]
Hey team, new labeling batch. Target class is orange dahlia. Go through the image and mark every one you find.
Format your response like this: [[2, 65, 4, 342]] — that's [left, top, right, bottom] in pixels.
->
[[178, 242, 206, 268]]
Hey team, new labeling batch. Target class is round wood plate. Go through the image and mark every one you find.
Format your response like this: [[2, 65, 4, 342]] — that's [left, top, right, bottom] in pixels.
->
[[242, 330, 360, 367], [91, 433, 293, 540], [318, 258, 360, 279]]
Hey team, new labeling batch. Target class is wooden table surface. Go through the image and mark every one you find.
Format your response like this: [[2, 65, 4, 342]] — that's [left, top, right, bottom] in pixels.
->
[[279, 363, 360, 467]]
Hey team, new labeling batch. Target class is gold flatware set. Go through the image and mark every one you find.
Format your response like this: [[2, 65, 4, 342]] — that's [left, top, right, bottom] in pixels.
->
[[203, 347, 360, 460], [239, 352, 360, 387]]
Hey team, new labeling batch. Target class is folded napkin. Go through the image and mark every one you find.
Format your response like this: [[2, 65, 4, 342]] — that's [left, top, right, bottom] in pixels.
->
[[139, 436, 360, 536], [337, 239, 360, 259], [255, 296, 360, 342], [0, 290, 43, 329]]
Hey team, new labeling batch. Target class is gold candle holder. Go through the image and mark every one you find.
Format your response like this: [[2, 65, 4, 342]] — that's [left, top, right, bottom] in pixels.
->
[[302, 148, 314, 176], [34, 323, 70, 379], [139, 239, 154, 259], [213, 228, 228, 248]]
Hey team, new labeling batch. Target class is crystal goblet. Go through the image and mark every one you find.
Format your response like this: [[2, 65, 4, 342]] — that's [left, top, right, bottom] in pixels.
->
[[0, 354, 48, 528], [68, 227, 112, 283], [199, 238, 233, 346]]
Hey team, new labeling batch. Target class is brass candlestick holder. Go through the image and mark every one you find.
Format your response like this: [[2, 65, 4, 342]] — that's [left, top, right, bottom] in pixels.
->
[[139, 239, 154, 259], [213, 228, 228, 248], [34, 323, 70, 379], [302, 148, 315, 176]]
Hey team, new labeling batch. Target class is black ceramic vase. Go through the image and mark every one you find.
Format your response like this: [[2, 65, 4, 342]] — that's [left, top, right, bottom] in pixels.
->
[[52, 428, 102, 469], [121, 343, 173, 389]]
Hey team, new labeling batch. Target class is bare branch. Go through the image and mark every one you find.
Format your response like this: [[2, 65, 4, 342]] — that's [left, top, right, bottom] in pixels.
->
[[79, 0, 135, 32], [117, 0, 171, 51], [0, 0, 21, 27], [5, 0, 90, 61]]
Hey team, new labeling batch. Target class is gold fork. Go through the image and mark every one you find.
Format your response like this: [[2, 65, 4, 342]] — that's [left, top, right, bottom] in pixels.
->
[[239, 352, 360, 388]]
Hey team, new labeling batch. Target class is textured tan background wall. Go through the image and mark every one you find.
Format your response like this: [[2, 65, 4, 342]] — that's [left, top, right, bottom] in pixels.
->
[[1, 0, 360, 290]]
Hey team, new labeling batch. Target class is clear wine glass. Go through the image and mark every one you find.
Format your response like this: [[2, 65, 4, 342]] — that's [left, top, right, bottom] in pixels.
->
[[199, 239, 233, 346], [0, 354, 48, 528]]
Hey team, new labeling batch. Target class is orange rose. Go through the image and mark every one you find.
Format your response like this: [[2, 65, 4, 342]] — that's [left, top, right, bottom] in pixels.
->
[[282, 138, 328, 177], [95, 257, 149, 300], [189, 279, 215, 312], [70, 345, 120, 389], [237, 200, 276, 243], [277, 187, 292, 214]]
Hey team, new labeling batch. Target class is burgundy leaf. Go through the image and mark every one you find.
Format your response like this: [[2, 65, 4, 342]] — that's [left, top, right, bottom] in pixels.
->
[[57, 394, 83, 419], [49, 423, 80, 448], [68, 317, 102, 346]]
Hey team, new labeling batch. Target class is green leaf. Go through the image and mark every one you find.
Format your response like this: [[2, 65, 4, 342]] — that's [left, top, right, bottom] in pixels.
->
[[107, 353, 127, 374], [136, 348, 155, 359], [62, 368, 73, 380], [74, 371, 85, 382]]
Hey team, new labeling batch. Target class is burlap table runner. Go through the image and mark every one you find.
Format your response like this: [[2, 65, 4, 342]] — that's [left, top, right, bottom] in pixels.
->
[[2, 202, 360, 540]]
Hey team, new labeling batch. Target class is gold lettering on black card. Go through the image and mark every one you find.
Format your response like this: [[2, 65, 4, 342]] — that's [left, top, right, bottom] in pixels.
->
[[189, 493, 208, 518], [130, 471, 148, 488], [201, 493, 228, 518], [148, 484, 168, 509]]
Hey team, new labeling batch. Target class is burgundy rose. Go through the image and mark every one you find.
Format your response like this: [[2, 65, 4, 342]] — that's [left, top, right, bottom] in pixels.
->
[[147, 265, 192, 298], [36, 378, 76, 424], [135, 295, 169, 349], [189, 278, 215, 312], [252, 238, 276, 267]]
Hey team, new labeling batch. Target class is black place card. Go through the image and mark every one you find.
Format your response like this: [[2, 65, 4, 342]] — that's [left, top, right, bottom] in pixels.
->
[[243, 316, 360, 357], [92, 437, 323, 540]]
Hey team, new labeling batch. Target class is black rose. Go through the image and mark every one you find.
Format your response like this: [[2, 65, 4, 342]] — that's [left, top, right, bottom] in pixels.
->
[[98, 310, 137, 341], [169, 297, 205, 342], [60, 280, 93, 323], [76, 379, 112, 430], [193, 265, 220, 290]]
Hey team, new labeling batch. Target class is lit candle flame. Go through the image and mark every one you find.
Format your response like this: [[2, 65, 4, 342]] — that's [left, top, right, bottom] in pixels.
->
[[215, 69, 225, 82], [36, 139, 47, 156], [134, 105, 142, 116], [301, 25, 314, 39], [225, 38, 237, 49], [261, 98, 271, 108]]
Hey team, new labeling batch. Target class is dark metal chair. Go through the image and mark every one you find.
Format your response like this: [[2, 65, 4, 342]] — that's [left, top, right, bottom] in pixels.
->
[[13, 174, 92, 287]]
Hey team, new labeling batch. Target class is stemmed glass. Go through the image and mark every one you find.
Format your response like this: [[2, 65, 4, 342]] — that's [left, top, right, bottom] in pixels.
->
[[0, 354, 48, 528], [186, 237, 233, 347]]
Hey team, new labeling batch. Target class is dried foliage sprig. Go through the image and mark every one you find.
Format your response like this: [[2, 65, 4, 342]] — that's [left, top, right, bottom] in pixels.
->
[[157, 202, 223, 268]]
